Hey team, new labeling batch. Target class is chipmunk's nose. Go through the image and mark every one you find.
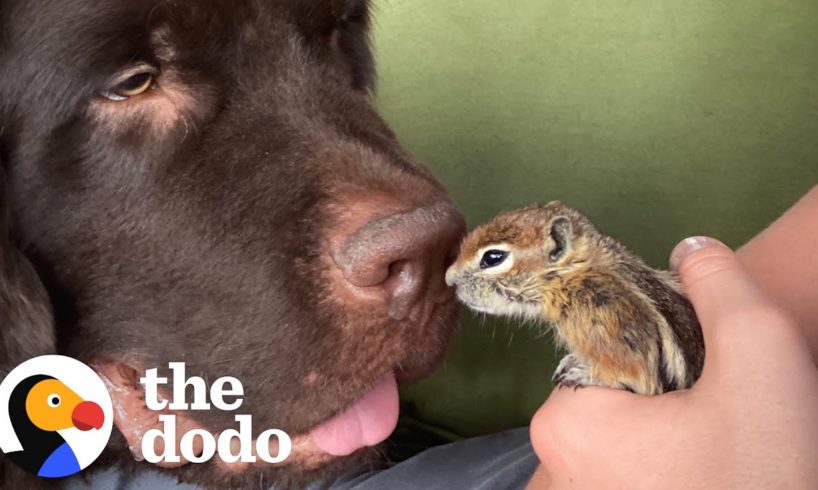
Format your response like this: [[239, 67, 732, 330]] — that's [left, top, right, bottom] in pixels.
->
[[332, 201, 465, 324], [444, 267, 459, 287]]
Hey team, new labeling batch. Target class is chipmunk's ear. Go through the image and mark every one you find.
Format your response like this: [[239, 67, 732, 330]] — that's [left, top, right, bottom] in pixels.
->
[[546, 216, 572, 262]]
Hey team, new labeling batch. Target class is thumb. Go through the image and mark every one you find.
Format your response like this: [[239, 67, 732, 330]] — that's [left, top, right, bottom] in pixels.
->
[[669, 236, 795, 355]]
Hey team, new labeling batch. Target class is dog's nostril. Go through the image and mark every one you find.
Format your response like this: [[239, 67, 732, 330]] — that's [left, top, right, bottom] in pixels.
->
[[333, 201, 465, 321], [444, 244, 460, 270], [386, 261, 422, 321]]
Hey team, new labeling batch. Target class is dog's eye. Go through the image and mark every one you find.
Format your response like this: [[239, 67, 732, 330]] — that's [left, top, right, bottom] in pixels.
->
[[480, 250, 508, 270], [103, 71, 156, 101]]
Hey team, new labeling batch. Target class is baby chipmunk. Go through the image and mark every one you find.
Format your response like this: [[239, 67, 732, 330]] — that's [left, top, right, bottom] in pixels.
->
[[446, 201, 704, 395]]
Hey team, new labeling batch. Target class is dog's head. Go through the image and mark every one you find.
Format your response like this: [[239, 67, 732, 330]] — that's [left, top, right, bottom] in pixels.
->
[[0, 0, 464, 486]]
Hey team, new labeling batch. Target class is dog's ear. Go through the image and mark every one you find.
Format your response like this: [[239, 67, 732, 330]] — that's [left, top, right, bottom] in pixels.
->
[[0, 131, 55, 376], [0, 160, 57, 486], [292, 0, 376, 91], [0, 127, 57, 490], [293, 0, 373, 35], [0, 16, 61, 487], [2, 21, 55, 364]]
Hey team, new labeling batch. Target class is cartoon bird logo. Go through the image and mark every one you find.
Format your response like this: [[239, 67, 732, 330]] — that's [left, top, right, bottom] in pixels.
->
[[5, 374, 105, 478]]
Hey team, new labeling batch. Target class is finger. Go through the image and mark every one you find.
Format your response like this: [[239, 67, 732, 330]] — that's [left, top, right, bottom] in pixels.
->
[[530, 387, 639, 465], [530, 386, 672, 486], [669, 236, 780, 346]]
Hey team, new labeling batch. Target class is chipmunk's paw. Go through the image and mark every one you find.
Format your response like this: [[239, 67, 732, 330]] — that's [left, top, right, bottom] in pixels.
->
[[553, 354, 598, 390]]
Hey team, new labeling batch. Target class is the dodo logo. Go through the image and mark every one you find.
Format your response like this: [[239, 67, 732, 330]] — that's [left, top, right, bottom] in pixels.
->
[[0, 355, 113, 478]]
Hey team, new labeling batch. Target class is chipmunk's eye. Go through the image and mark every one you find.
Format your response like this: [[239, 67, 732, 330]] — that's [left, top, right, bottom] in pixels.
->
[[480, 250, 508, 269]]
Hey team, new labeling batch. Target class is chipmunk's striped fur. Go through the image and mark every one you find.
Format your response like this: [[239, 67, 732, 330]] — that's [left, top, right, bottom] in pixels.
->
[[445, 201, 704, 394]]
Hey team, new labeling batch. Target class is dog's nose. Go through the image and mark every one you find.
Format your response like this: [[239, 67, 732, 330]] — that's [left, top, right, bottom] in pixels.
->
[[332, 201, 465, 324]]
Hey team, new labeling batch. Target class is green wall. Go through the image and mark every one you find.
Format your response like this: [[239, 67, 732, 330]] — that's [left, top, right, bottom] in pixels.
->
[[372, 0, 818, 436]]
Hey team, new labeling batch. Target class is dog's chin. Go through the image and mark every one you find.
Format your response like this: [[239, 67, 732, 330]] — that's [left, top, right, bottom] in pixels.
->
[[104, 302, 460, 488], [102, 397, 388, 489], [121, 374, 426, 488]]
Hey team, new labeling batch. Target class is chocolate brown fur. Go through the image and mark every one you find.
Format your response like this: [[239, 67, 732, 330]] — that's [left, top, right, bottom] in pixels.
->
[[0, 1, 462, 488]]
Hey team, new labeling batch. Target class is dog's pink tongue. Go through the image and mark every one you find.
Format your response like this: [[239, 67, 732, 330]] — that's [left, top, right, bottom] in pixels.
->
[[308, 372, 399, 457]]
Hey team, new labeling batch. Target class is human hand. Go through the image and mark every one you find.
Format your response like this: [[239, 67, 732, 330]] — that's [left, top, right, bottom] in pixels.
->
[[528, 237, 818, 489]]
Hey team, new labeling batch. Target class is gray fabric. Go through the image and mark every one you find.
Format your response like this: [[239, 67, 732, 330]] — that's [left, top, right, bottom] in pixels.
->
[[65, 428, 537, 490]]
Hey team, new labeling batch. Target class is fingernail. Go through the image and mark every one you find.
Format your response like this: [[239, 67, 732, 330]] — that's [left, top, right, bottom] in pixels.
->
[[669, 236, 725, 271]]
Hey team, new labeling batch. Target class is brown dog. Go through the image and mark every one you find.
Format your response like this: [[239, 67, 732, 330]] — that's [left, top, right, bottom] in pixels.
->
[[0, 1, 464, 488]]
